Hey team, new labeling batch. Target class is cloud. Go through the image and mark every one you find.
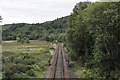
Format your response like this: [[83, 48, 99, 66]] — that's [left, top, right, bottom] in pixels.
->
[[0, 0, 99, 24]]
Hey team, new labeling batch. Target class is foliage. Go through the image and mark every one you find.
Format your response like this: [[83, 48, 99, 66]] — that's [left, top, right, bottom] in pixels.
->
[[66, 2, 120, 78], [0, 16, 2, 22], [2, 16, 69, 43], [16, 34, 30, 43], [2, 40, 51, 78]]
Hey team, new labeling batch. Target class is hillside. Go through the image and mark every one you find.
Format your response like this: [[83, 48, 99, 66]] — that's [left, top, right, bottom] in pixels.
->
[[2, 16, 69, 42]]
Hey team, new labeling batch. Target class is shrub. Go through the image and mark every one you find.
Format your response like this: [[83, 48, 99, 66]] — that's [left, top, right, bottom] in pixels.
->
[[26, 69, 35, 76]]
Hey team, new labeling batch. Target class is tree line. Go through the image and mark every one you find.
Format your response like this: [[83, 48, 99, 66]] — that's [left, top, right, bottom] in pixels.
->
[[66, 2, 120, 78], [2, 16, 69, 43]]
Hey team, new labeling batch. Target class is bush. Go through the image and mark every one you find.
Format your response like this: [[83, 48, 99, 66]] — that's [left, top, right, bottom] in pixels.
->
[[26, 69, 35, 76], [16, 37, 21, 42], [16, 36, 30, 43], [24, 37, 30, 43], [11, 64, 27, 73]]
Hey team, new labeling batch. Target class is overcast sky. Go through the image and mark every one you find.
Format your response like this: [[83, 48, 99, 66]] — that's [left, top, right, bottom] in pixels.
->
[[0, 0, 100, 25]]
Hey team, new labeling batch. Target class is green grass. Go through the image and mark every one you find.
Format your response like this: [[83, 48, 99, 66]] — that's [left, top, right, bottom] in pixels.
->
[[2, 40, 52, 78], [2, 40, 50, 54]]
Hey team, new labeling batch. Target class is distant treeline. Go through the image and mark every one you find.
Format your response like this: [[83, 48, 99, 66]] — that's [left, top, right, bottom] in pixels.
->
[[2, 16, 69, 43]]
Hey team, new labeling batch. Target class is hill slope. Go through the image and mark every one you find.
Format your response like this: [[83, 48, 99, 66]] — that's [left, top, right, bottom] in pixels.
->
[[2, 16, 69, 42]]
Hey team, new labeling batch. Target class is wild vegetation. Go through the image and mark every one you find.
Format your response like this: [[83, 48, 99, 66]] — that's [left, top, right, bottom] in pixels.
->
[[1, 1, 119, 79], [2, 11, 68, 78], [66, 2, 120, 78], [2, 41, 52, 78], [2, 16, 69, 43], [0, 16, 2, 22]]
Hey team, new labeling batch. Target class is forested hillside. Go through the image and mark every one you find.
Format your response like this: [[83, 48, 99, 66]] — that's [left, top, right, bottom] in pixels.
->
[[2, 16, 69, 43], [66, 2, 120, 78]]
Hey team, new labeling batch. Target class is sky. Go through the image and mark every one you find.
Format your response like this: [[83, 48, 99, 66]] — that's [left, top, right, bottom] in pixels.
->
[[0, 0, 100, 25]]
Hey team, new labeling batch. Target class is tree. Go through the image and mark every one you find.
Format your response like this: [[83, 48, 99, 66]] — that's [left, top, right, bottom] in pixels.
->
[[24, 37, 30, 43], [0, 16, 2, 22], [16, 37, 21, 42], [66, 2, 120, 78], [16, 34, 30, 43]]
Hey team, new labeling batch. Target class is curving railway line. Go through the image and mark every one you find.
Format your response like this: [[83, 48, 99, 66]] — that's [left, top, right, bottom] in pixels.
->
[[45, 43, 72, 78]]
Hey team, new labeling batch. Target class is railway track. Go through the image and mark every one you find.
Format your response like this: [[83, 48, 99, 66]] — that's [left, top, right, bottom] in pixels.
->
[[45, 43, 71, 78]]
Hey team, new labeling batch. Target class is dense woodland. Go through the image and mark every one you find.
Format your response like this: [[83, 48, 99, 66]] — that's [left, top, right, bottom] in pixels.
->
[[66, 2, 120, 78], [2, 2, 120, 78], [2, 16, 69, 43]]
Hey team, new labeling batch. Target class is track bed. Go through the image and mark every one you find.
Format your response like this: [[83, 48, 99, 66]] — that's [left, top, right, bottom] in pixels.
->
[[45, 43, 71, 78]]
